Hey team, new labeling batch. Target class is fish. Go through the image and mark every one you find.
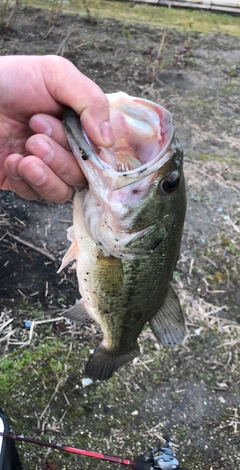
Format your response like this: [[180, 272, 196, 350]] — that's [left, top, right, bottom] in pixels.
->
[[58, 92, 186, 381]]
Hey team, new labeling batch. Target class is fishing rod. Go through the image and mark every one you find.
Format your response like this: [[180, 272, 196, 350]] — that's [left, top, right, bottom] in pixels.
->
[[0, 411, 186, 470], [0, 430, 134, 466]]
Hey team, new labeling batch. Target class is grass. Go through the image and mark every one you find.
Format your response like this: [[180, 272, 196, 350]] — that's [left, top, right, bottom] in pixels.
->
[[30, 0, 240, 36]]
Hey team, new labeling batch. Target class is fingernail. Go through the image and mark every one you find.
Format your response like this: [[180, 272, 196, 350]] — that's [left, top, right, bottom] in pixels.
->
[[28, 138, 54, 164], [24, 163, 47, 186], [30, 116, 52, 136], [99, 122, 114, 145]]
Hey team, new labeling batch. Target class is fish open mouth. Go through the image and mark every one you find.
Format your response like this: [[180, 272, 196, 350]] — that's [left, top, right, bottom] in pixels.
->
[[97, 92, 174, 173], [63, 92, 175, 191]]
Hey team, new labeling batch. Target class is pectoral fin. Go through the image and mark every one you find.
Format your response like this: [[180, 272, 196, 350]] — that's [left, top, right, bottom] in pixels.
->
[[149, 285, 186, 346], [61, 300, 91, 324], [57, 226, 78, 273]]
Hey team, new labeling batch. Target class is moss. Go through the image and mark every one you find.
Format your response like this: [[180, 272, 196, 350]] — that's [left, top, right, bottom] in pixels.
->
[[177, 426, 188, 437], [172, 392, 181, 402]]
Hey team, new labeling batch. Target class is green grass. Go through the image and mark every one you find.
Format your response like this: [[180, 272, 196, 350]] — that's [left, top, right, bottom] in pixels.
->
[[31, 0, 240, 35]]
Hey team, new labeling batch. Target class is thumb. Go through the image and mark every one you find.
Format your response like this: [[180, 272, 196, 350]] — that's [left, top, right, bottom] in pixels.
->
[[43, 55, 115, 147]]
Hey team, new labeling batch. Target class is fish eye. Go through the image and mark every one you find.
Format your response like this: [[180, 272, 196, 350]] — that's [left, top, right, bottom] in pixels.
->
[[158, 171, 180, 194]]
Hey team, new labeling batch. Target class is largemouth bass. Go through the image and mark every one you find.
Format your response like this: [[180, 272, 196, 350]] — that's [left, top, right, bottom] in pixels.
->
[[58, 92, 186, 381]]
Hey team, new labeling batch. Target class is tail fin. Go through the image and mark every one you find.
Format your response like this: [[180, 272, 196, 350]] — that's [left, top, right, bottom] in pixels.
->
[[85, 345, 140, 381]]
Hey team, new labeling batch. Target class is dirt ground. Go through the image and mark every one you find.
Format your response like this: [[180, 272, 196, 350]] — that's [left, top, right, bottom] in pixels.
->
[[0, 4, 240, 470]]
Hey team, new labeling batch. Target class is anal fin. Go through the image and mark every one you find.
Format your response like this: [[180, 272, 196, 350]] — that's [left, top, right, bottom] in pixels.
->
[[149, 285, 186, 346], [85, 345, 140, 381]]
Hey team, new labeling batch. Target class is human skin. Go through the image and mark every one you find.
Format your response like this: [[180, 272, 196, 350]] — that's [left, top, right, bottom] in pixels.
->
[[0, 55, 114, 202]]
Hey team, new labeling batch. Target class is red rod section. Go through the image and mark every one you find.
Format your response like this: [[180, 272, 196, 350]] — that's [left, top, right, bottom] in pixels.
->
[[0, 432, 135, 466]]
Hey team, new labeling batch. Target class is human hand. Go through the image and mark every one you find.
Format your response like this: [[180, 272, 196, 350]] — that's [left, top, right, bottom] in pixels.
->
[[0, 55, 114, 202]]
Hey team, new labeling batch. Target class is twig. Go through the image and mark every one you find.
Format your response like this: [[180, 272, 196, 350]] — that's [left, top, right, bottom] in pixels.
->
[[56, 25, 75, 56], [227, 217, 240, 233], [74, 41, 91, 51], [33, 317, 65, 325], [157, 31, 166, 59], [40, 0, 63, 40], [39, 341, 73, 421], [0, 317, 13, 332], [5, 232, 56, 262], [202, 255, 218, 269], [0, 231, 9, 241]]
